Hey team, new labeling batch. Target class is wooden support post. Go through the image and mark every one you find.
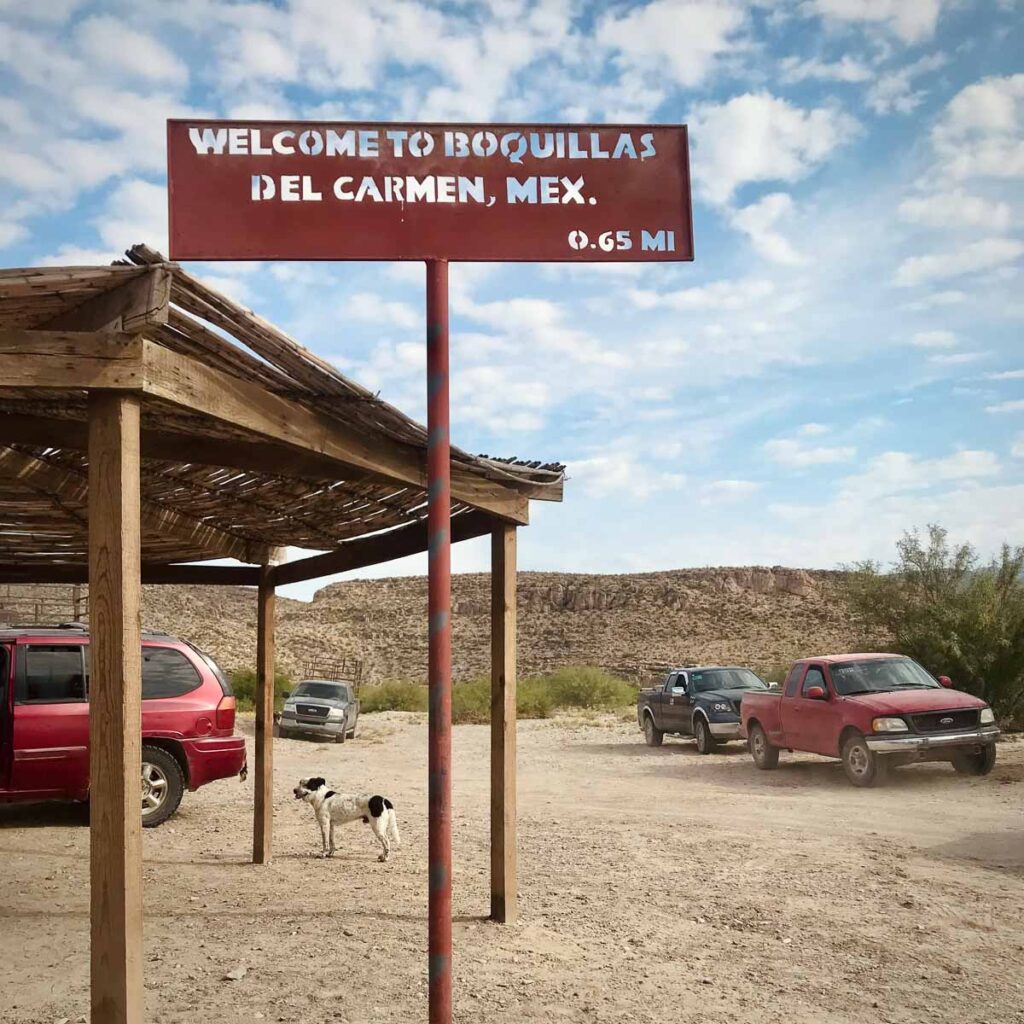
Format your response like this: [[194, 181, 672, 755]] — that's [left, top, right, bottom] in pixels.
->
[[88, 391, 143, 1024], [490, 524, 517, 924], [253, 565, 275, 864]]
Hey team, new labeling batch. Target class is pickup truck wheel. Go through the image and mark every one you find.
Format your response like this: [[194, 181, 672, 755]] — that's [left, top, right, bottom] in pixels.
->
[[841, 734, 889, 787], [694, 718, 717, 755], [643, 715, 664, 747], [748, 724, 779, 770], [335, 718, 347, 744], [952, 744, 996, 776], [141, 745, 184, 828]]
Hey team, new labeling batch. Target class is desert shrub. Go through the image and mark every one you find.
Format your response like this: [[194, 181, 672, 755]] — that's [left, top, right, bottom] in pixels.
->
[[231, 667, 293, 712], [842, 525, 1024, 721], [541, 666, 637, 709], [360, 680, 429, 714]]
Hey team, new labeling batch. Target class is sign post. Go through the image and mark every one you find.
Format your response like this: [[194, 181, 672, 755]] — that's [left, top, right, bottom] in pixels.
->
[[425, 258, 452, 1023], [168, 119, 693, 1024]]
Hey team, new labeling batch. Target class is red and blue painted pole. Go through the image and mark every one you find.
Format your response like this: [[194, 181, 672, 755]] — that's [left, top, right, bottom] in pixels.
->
[[425, 258, 452, 1024]]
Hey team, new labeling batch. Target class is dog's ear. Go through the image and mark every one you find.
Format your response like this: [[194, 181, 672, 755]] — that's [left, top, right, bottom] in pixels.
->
[[307, 776, 326, 791]]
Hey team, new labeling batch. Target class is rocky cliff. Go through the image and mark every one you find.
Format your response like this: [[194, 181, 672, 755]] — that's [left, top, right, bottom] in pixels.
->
[[0, 566, 869, 684]]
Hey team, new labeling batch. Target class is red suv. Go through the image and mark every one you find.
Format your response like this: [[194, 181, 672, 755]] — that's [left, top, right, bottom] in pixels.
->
[[0, 624, 247, 826]]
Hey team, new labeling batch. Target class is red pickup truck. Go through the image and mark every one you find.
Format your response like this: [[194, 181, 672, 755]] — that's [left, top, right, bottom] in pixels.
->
[[741, 653, 999, 786], [0, 625, 247, 825]]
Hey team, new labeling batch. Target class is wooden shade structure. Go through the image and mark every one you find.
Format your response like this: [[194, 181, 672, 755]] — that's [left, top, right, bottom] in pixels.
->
[[0, 246, 563, 1023]]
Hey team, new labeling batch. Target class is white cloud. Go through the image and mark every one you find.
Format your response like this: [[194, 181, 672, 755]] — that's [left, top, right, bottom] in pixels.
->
[[836, 449, 999, 498], [895, 237, 1024, 287], [596, 0, 746, 87], [699, 479, 760, 504], [932, 74, 1024, 181], [342, 293, 419, 330], [986, 400, 1024, 414], [729, 192, 805, 265], [799, 423, 830, 436], [763, 438, 857, 466], [1012, 435, 1024, 458], [0, 221, 28, 248], [867, 53, 947, 115], [898, 189, 1012, 231], [689, 93, 859, 205], [779, 54, 872, 83], [909, 329, 957, 349], [629, 278, 777, 311], [569, 453, 685, 500], [75, 16, 188, 85], [806, 0, 948, 43], [95, 179, 168, 252], [901, 290, 966, 311], [988, 369, 1024, 380], [929, 351, 985, 366]]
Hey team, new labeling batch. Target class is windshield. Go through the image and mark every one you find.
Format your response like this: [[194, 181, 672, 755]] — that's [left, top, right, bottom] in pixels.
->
[[690, 669, 767, 694], [292, 682, 349, 701], [830, 658, 940, 696]]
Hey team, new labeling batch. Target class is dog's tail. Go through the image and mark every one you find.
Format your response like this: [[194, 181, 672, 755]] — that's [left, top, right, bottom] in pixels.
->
[[384, 799, 400, 848]]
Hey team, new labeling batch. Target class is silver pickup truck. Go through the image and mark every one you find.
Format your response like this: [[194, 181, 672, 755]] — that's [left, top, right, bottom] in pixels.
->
[[278, 680, 360, 743]]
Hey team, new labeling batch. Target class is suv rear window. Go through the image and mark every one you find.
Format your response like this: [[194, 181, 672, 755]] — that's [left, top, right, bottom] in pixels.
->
[[187, 644, 233, 697], [141, 647, 202, 699]]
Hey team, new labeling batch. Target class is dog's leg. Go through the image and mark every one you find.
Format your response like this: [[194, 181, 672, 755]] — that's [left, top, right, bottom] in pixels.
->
[[317, 812, 331, 858], [328, 818, 337, 858], [370, 815, 390, 862]]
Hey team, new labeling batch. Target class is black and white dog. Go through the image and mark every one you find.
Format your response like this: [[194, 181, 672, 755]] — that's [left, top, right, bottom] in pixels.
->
[[293, 777, 401, 862]]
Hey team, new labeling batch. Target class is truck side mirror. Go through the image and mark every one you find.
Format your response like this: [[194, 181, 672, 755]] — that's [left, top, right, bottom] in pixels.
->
[[938, 676, 953, 688], [805, 685, 827, 700]]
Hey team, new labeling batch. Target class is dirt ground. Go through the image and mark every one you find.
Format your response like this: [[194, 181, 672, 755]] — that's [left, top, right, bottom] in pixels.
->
[[2, 712, 1023, 1024]]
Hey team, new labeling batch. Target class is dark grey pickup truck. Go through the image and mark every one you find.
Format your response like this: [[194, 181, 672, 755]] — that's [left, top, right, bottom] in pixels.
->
[[278, 680, 360, 743], [637, 666, 774, 753]]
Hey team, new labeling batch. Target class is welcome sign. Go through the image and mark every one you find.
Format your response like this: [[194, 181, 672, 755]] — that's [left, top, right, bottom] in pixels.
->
[[167, 120, 693, 263]]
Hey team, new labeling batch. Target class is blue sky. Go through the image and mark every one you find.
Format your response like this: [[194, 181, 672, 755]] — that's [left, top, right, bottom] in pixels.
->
[[1, 0, 1022, 598]]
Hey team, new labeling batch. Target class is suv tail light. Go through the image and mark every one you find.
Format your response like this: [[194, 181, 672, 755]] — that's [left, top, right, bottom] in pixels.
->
[[215, 695, 236, 733]]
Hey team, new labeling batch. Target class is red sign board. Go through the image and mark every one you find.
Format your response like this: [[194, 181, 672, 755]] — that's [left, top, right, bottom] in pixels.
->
[[167, 121, 692, 263]]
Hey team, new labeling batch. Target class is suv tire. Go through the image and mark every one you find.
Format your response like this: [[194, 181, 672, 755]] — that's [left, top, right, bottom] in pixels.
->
[[141, 745, 185, 828], [841, 733, 889, 787]]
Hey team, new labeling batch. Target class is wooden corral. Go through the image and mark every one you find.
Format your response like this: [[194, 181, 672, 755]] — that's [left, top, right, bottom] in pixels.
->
[[0, 246, 564, 1023]]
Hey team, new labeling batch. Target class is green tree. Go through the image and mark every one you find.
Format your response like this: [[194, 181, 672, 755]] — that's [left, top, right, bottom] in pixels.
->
[[843, 525, 1024, 720]]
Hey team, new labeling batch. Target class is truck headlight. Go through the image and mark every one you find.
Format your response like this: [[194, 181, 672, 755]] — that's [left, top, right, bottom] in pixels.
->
[[980, 707, 995, 725], [327, 707, 347, 720], [872, 717, 909, 733], [712, 702, 731, 713]]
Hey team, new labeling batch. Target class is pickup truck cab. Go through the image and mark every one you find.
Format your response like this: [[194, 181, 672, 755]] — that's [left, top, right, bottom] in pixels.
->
[[0, 625, 247, 825], [638, 666, 771, 753], [741, 653, 999, 786]]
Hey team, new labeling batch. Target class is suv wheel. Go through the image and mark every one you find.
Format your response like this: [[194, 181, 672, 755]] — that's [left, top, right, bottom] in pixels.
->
[[841, 733, 889, 788], [643, 714, 664, 747], [141, 745, 185, 828], [748, 724, 779, 770], [952, 745, 996, 776], [694, 718, 717, 755]]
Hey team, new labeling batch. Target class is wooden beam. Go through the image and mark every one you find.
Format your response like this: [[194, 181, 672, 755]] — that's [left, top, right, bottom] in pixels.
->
[[0, 330, 143, 389], [140, 340, 530, 525], [38, 267, 171, 333], [490, 524, 517, 924], [88, 391, 143, 1024], [0, 562, 260, 586], [253, 565, 275, 865], [0, 445, 274, 564], [0, 412, 377, 485], [272, 509, 495, 587]]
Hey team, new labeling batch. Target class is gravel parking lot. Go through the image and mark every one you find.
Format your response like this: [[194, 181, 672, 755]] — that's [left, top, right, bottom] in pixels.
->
[[2, 712, 1022, 1024]]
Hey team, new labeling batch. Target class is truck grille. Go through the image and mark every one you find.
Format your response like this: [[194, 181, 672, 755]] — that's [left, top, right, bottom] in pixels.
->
[[297, 704, 329, 718], [910, 709, 978, 733]]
